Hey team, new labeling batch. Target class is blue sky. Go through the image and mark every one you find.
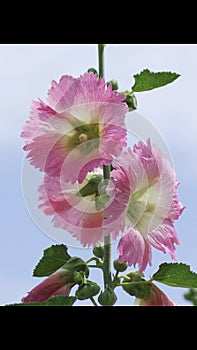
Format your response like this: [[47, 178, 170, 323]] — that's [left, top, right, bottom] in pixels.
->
[[0, 44, 197, 306]]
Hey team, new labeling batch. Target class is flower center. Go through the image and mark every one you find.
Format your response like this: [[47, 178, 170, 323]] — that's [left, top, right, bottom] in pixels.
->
[[79, 133, 88, 142], [66, 123, 101, 152], [126, 186, 157, 235]]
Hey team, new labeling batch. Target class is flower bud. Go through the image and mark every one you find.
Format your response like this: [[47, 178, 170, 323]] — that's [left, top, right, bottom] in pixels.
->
[[113, 259, 128, 272], [98, 287, 117, 306], [63, 257, 89, 277], [87, 67, 98, 76], [93, 242, 104, 258], [106, 79, 119, 90], [125, 91, 137, 111], [78, 174, 103, 197], [75, 281, 100, 300]]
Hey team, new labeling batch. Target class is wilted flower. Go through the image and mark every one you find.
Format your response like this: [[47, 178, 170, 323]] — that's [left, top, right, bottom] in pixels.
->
[[21, 267, 74, 303]]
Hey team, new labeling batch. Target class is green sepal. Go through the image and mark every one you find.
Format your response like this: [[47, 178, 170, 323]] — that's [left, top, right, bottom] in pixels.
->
[[125, 91, 137, 111], [87, 67, 98, 76], [122, 271, 151, 299], [106, 79, 119, 90], [63, 257, 89, 277], [78, 174, 103, 197], [73, 271, 87, 285]]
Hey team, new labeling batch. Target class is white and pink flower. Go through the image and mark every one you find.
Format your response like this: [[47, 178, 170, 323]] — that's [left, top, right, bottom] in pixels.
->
[[21, 72, 128, 183], [112, 139, 185, 272]]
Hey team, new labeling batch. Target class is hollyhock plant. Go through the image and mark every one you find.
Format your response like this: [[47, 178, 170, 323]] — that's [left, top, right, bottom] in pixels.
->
[[135, 284, 177, 306], [112, 139, 185, 272], [21, 72, 128, 183], [16, 44, 195, 308], [22, 267, 74, 303]]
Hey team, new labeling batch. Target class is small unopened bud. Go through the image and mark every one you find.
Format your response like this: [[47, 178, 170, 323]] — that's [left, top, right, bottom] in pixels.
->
[[75, 281, 100, 300], [87, 67, 98, 76], [106, 79, 119, 90], [93, 242, 104, 258], [98, 287, 117, 306], [113, 259, 128, 272], [125, 92, 137, 111]]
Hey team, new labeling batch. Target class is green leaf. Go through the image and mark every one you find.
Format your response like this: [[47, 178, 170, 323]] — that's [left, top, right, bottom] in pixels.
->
[[33, 245, 71, 277], [7, 296, 76, 306], [132, 69, 180, 92], [152, 263, 197, 288]]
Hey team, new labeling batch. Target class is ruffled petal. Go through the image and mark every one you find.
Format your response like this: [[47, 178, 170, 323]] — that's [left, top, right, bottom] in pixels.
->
[[118, 228, 152, 272], [148, 220, 180, 259], [21, 72, 128, 182], [113, 139, 184, 271], [47, 75, 75, 112]]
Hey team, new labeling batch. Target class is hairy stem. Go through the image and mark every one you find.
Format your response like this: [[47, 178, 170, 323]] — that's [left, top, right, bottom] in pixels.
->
[[98, 44, 112, 290]]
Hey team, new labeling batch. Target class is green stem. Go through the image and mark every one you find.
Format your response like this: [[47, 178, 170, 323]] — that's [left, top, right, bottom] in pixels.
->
[[118, 280, 152, 287], [90, 296, 98, 306], [98, 44, 112, 290], [98, 44, 105, 78], [103, 165, 111, 179], [115, 271, 119, 278], [103, 234, 112, 288], [85, 257, 99, 264]]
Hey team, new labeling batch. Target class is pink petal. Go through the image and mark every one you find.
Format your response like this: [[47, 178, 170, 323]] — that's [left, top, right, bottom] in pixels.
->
[[137, 284, 176, 306], [148, 221, 180, 259], [21, 100, 56, 146], [113, 139, 184, 271], [47, 75, 75, 112], [118, 228, 152, 272]]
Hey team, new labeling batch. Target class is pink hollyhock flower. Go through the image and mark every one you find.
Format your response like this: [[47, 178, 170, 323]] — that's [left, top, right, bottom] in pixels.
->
[[38, 170, 127, 247], [21, 267, 74, 303], [135, 284, 177, 306], [112, 139, 185, 272], [21, 72, 128, 183]]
